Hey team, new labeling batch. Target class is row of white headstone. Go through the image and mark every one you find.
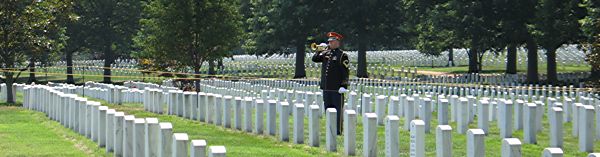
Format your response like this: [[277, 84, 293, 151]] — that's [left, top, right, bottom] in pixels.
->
[[142, 87, 598, 157], [67, 80, 600, 155], [20, 84, 226, 157], [149, 79, 600, 155], [148, 89, 356, 154]]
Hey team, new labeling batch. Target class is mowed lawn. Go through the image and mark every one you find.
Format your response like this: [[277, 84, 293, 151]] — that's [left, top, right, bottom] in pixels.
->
[[2, 90, 600, 157], [0, 101, 107, 156], [90, 100, 340, 157], [88, 97, 600, 157]]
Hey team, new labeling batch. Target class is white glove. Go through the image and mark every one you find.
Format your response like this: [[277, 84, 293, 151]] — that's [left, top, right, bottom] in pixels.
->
[[338, 87, 348, 94]]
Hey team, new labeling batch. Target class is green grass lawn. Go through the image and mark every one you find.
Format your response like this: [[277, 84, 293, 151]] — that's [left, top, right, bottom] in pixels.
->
[[412, 64, 591, 74], [0, 101, 108, 156], [83, 96, 600, 157], [86, 98, 339, 157], [2, 87, 599, 156], [7, 62, 590, 85]]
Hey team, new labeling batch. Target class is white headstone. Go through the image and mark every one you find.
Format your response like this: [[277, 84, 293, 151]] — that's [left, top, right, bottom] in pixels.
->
[[158, 122, 173, 157], [123, 115, 136, 157], [524, 103, 537, 144], [501, 138, 522, 157], [457, 98, 469, 134], [436, 125, 452, 157], [500, 100, 514, 138], [254, 99, 264, 134], [467, 129, 485, 157], [113, 112, 125, 156], [410, 120, 425, 157], [579, 105, 595, 152], [344, 110, 356, 156], [208, 146, 226, 157], [550, 107, 563, 147], [478, 100, 490, 133], [267, 100, 277, 135], [326, 108, 337, 152], [364, 113, 378, 157], [190, 140, 207, 157], [279, 102, 290, 142], [133, 118, 146, 157], [172, 133, 189, 157], [438, 99, 449, 125], [542, 147, 563, 157], [142, 118, 159, 157], [385, 115, 400, 157], [309, 105, 320, 147]]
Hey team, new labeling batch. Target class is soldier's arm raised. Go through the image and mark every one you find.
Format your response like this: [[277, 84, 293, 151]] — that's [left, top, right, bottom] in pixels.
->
[[312, 51, 323, 63]]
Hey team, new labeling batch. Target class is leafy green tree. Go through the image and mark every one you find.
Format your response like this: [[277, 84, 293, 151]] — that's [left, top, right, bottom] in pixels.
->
[[76, 0, 141, 83], [586, 31, 600, 83], [0, 0, 72, 103], [406, 0, 460, 67], [135, 0, 242, 77], [63, 2, 90, 84], [333, 0, 409, 77], [532, 0, 586, 84], [582, 0, 600, 80], [449, 0, 502, 73], [495, 0, 537, 74], [244, 0, 330, 78]]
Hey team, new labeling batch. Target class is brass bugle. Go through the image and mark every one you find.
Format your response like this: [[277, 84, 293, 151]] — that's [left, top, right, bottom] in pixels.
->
[[310, 43, 328, 51]]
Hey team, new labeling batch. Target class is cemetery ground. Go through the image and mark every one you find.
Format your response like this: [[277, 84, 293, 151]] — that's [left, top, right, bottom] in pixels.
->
[[11, 62, 591, 84], [69, 95, 599, 156], [398, 64, 591, 75], [0, 94, 106, 156]]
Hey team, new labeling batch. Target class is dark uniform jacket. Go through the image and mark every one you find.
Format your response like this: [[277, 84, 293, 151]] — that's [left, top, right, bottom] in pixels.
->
[[311, 48, 349, 90]]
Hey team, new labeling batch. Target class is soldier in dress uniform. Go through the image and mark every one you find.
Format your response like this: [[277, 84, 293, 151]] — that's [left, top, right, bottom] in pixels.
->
[[311, 32, 349, 135]]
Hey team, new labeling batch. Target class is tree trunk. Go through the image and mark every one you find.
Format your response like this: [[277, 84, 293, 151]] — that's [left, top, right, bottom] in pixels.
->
[[294, 40, 306, 78], [66, 51, 75, 84], [526, 38, 539, 83], [591, 66, 600, 81], [217, 59, 223, 75], [103, 47, 114, 83], [546, 47, 558, 84], [28, 58, 36, 84], [478, 52, 484, 72], [447, 49, 455, 67], [194, 66, 201, 92], [506, 44, 517, 74], [208, 60, 216, 75], [4, 72, 15, 104], [357, 25, 368, 78], [468, 49, 479, 73]]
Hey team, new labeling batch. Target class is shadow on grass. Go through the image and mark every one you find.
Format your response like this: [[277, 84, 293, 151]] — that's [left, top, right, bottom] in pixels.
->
[[0, 102, 21, 107]]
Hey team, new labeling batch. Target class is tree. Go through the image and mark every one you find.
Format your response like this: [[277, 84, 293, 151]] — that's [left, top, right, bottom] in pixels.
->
[[586, 30, 600, 83], [587, 33, 600, 87], [582, 0, 600, 80], [334, 0, 409, 78], [0, 0, 72, 103], [135, 0, 242, 79], [244, 0, 330, 78], [533, 0, 586, 84], [449, 0, 502, 73], [63, 2, 89, 84], [77, 0, 141, 83], [495, 0, 537, 74], [406, 0, 460, 66]]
